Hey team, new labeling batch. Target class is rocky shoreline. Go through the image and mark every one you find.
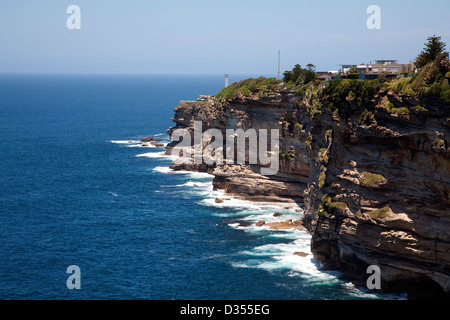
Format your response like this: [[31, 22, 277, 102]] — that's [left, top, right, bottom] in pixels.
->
[[164, 74, 450, 298]]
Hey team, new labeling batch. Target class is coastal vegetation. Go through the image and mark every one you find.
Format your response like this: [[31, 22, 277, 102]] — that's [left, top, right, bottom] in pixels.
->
[[179, 100, 212, 109], [316, 148, 329, 165], [359, 172, 387, 188], [415, 35, 447, 68], [279, 151, 293, 161], [390, 52, 450, 103], [367, 206, 391, 219], [214, 36, 448, 113], [318, 194, 348, 217], [318, 170, 326, 189], [282, 63, 317, 85], [215, 77, 281, 102]]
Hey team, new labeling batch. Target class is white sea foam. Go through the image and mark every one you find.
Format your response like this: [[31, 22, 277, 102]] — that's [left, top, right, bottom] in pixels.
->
[[200, 195, 271, 211], [136, 152, 164, 158], [152, 167, 214, 180], [153, 166, 180, 174], [176, 181, 212, 188], [126, 143, 156, 148], [111, 139, 167, 149], [110, 140, 140, 144], [189, 171, 214, 179], [135, 152, 177, 160], [234, 235, 341, 284]]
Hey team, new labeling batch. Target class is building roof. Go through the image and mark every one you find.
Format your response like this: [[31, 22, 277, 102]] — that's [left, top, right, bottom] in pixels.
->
[[374, 59, 398, 64]]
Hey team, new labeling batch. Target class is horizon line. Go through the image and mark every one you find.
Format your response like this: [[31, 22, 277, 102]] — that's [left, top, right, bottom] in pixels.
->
[[0, 71, 278, 77]]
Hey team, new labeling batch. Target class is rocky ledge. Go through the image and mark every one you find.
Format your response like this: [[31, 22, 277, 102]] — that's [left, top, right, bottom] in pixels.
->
[[166, 67, 450, 298]]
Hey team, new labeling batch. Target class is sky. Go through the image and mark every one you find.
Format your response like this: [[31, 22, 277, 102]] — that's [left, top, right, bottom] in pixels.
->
[[0, 0, 449, 75]]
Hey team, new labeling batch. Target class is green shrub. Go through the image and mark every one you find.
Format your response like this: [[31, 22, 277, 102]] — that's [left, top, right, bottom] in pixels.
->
[[305, 132, 313, 150], [359, 172, 387, 188], [179, 100, 212, 109], [390, 54, 450, 104], [433, 139, 445, 149], [279, 151, 292, 161], [395, 81, 405, 92], [241, 86, 251, 97], [317, 205, 328, 217], [377, 96, 410, 114], [296, 123, 304, 130], [323, 79, 381, 112], [391, 107, 410, 114], [359, 109, 377, 126], [316, 148, 329, 165], [428, 82, 442, 97], [307, 97, 323, 118], [412, 105, 428, 112], [215, 77, 282, 102], [329, 201, 348, 211], [367, 207, 391, 219], [319, 171, 326, 188], [318, 194, 348, 216], [295, 86, 306, 98]]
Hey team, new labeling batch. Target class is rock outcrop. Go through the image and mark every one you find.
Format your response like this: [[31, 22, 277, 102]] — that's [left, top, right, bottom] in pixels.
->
[[166, 74, 450, 298], [141, 136, 162, 142]]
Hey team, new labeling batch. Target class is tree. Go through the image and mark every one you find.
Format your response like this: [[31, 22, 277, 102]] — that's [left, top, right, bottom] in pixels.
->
[[415, 35, 447, 68], [283, 63, 317, 85], [282, 70, 293, 82], [283, 64, 302, 83], [292, 64, 303, 84], [306, 63, 316, 72], [304, 64, 317, 84]]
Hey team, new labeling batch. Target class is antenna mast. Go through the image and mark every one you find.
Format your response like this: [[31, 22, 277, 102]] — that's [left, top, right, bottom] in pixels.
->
[[278, 50, 281, 80]]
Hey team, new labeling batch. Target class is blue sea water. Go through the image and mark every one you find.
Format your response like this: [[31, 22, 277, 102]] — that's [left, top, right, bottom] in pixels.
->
[[0, 74, 395, 300]]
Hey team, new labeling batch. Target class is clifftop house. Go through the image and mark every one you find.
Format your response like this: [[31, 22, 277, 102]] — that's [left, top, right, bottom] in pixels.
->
[[356, 60, 416, 80]]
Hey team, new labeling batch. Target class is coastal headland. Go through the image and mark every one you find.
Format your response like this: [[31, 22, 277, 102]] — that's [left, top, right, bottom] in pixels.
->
[[165, 56, 450, 298]]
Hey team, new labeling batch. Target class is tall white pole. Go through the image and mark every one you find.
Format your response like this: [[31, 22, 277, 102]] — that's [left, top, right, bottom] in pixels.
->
[[278, 50, 280, 80]]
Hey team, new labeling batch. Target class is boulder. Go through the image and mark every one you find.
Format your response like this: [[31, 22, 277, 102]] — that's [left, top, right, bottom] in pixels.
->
[[255, 220, 266, 227], [293, 252, 309, 257], [140, 136, 162, 142], [273, 212, 282, 217]]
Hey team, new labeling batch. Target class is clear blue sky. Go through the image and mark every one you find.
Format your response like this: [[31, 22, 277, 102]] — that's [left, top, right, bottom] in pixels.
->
[[0, 0, 449, 75]]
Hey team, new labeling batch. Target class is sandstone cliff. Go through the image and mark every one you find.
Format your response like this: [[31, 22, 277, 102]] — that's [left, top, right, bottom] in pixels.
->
[[166, 68, 450, 298]]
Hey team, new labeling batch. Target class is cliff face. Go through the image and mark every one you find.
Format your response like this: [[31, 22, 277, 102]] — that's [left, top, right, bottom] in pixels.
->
[[300, 89, 450, 296], [166, 91, 308, 203], [167, 76, 450, 297]]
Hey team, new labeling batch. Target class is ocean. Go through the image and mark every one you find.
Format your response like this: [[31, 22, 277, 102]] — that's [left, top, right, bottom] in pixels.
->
[[0, 74, 396, 300]]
